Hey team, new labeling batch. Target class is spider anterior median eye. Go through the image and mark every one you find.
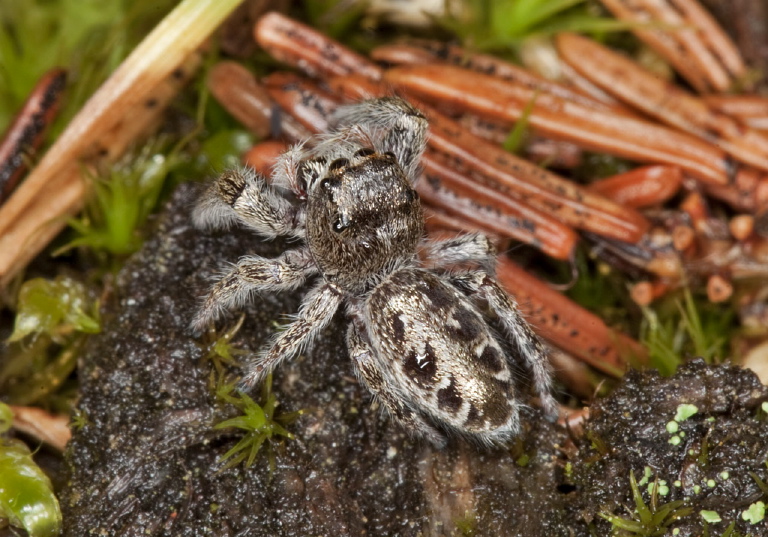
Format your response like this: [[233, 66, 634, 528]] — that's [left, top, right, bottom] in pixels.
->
[[333, 215, 351, 232], [320, 178, 338, 190]]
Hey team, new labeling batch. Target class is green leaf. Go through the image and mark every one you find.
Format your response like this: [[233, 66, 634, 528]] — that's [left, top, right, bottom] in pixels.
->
[[0, 437, 62, 537], [700, 510, 722, 523], [674, 404, 698, 422], [9, 277, 100, 342], [0, 404, 12, 434], [742, 501, 765, 524]]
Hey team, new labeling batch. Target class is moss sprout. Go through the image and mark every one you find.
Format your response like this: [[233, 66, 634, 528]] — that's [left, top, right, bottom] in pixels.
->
[[674, 404, 698, 422], [599, 469, 692, 536], [4, 276, 99, 407], [214, 375, 302, 472]]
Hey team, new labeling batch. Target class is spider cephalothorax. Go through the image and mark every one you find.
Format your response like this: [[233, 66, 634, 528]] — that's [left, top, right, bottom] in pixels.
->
[[192, 97, 556, 447]]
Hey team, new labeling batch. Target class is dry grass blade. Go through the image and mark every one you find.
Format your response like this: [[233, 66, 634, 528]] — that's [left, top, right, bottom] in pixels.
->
[[0, 0, 247, 288]]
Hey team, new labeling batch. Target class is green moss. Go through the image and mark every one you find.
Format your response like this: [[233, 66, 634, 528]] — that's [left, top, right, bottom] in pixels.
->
[[214, 375, 303, 472], [3, 277, 98, 407], [599, 470, 692, 536], [641, 289, 733, 376], [55, 138, 188, 259], [8, 277, 99, 343], [0, 404, 62, 537]]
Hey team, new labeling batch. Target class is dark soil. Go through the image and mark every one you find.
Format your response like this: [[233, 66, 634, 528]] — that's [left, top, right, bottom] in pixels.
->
[[60, 183, 768, 536]]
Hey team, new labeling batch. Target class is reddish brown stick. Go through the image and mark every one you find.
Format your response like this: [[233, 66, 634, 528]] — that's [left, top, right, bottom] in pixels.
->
[[263, 72, 337, 134], [371, 41, 634, 115], [254, 12, 381, 80], [384, 64, 731, 187], [207, 61, 310, 141], [243, 140, 289, 176], [264, 73, 578, 259], [331, 74, 651, 243], [703, 95, 768, 130], [420, 154, 578, 260], [598, 0, 746, 92], [0, 69, 67, 204], [588, 166, 683, 208], [497, 257, 645, 375], [426, 114, 650, 242], [556, 33, 768, 173], [670, 0, 747, 83]]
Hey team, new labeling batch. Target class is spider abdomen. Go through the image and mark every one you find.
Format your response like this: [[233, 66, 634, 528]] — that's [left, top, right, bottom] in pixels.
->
[[364, 268, 521, 443]]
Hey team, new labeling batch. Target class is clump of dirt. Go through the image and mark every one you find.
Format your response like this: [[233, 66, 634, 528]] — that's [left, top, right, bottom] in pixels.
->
[[60, 183, 572, 537], [59, 182, 768, 536], [568, 359, 768, 536]]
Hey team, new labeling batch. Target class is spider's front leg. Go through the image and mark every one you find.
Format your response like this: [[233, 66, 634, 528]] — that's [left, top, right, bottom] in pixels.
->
[[346, 320, 447, 448], [194, 167, 303, 239], [192, 248, 317, 333], [422, 232, 497, 275], [450, 271, 558, 419], [333, 97, 428, 183], [239, 282, 344, 389]]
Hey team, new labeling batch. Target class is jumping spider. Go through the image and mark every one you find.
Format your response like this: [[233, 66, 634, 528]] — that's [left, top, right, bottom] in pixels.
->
[[192, 97, 556, 447]]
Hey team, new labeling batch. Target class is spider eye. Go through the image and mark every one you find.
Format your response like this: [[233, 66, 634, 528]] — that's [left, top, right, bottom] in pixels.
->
[[332, 215, 351, 232], [319, 177, 340, 191], [405, 188, 418, 203], [354, 147, 375, 158], [328, 158, 349, 171]]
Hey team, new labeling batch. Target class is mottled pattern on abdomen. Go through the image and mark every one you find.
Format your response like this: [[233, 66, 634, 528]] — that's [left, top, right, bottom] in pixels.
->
[[365, 268, 519, 440]]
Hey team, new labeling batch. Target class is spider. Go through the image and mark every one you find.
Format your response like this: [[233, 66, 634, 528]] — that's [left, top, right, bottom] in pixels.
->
[[191, 97, 557, 447]]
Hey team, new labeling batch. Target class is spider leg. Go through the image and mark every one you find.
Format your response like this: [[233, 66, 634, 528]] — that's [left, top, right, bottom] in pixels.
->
[[346, 320, 447, 448], [192, 248, 316, 333], [193, 167, 303, 239], [333, 97, 428, 183], [239, 282, 344, 389], [422, 233, 497, 275], [449, 271, 558, 420]]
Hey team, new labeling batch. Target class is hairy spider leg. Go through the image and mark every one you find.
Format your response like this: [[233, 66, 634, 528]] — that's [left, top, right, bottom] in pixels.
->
[[191, 249, 317, 333], [449, 271, 558, 419], [333, 97, 428, 184], [422, 233, 497, 275], [239, 282, 344, 389], [193, 167, 304, 239]]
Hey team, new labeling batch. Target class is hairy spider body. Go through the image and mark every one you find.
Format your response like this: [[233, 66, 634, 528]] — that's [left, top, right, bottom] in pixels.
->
[[192, 97, 556, 447]]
